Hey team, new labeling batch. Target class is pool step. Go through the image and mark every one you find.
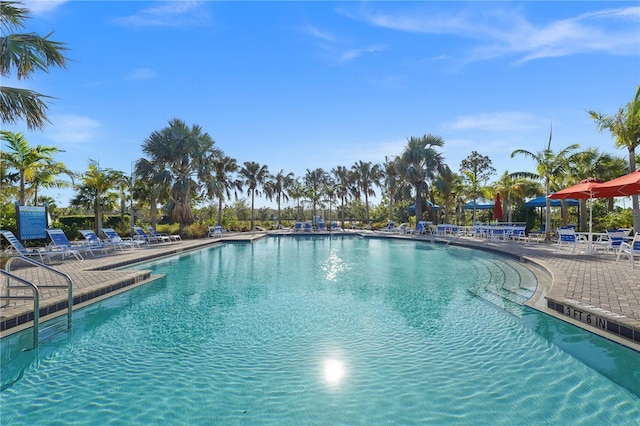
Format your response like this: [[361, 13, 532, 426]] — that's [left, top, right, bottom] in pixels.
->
[[468, 257, 536, 317], [468, 286, 526, 318]]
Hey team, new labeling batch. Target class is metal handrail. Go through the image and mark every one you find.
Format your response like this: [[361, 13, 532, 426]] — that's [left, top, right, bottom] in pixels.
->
[[0, 269, 40, 349], [4, 256, 74, 339]]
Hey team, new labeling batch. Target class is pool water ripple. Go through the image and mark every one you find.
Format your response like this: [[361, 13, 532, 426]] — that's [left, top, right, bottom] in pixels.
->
[[1, 237, 639, 424]]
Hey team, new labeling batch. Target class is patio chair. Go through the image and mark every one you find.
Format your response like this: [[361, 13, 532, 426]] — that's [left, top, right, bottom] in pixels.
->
[[330, 222, 342, 232], [133, 226, 169, 244], [148, 227, 181, 242], [102, 227, 147, 249], [603, 229, 628, 255], [616, 233, 640, 269], [293, 222, 303, 233], [510, 226, 528, 242], [303, 222, 312, 232], [317, 221, 327, 231], [46, 228, 94, 260], [0, 230, 58, 263], [556, 227, 588, 255], [79, 229, 117, 253]]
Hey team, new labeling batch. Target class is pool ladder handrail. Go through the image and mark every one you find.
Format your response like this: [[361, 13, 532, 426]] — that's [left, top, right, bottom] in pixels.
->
[[2, 256, 74, 350]]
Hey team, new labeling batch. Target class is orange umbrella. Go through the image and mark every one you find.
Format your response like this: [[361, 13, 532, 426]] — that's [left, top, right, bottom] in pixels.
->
[[549, 178, 604, 250], [548, 178, 604, 200], [494, 193, 503, 221], [595, 170, 640, 197]]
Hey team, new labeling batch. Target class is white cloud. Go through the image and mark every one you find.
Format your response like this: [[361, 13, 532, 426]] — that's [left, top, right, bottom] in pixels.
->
[[346, 4, 640, 64], [21, 0, 69, 16], [338, 44, 387, 63], [113, 1, 209, 27], [446, 112, 541, 132], [125, 68, 157, 81], [46, 115, 100, 145]]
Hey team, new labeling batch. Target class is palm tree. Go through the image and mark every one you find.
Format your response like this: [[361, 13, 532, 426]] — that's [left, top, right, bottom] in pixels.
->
[[0, 130, 66, 205], [381, 156, 402, 222], [331, 165, 353, 229], [287, 178, 306, 221], [140, 118, 219, 234], [239, 161, 269, 230], [0, 1, 69, 129], [432, 165, 454, 224], [264, 169, 294, 227], [304, 168, 328, 221], [397, 134, 446, 222], [351, 161, 382, 224], [589, 85, 640, 232], [568, 149, 628, 227], [203, 154, 240, 227], [460, 151, 495, 224], [72, 159, 123, 234], [134, 158, 171, 229], [511, 125, 580, 241]]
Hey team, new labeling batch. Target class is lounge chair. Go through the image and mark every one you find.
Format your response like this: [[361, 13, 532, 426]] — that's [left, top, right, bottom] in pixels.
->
[[46, 228, 98, 259], [303, 222, 312, 232], [330, 222, 342, 232], [616, 233, 640, 269], [0, 230, 58, 263], [317, 221, 327, 231], [556, 227, 587, 254], [293, 222, 303, 232], [102, 227, 147, 249], [208, 225, 226, 237], [79, 229, 116, 253], [133, 226, 169, 244], [148, 227, 181, 242]]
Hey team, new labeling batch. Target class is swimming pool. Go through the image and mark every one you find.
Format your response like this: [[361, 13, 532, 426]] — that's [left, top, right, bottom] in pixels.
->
[[1, 236, 639, 424]]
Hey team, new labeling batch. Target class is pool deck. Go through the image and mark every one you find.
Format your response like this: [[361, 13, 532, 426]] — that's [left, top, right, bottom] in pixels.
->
[[1, 230, 639, 352]]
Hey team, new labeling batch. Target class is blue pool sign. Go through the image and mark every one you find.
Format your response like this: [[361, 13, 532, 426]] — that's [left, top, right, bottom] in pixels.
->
[[15, 203, 48, 240]]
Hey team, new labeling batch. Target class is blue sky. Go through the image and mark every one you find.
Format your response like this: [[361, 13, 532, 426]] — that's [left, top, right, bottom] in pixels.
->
[[4, 1, 640, 207]]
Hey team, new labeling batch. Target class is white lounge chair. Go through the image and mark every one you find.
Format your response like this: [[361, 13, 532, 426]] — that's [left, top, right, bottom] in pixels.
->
[[102, 228, 147, 249], [616, 233, 640, 269], [79, 229, 118, 253], [208, 225, 227, 237], [44, 228, 87, 260], [293, 222, 303, 233], [0, 230, 57, 263], [148, 227, 181, 242], [133, 226, 169, 243]]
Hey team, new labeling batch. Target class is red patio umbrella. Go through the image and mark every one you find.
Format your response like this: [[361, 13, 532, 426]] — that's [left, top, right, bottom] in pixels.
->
[[549, 178, 604, 250], [494, 193, 503, 221], [595, 170, 640, 197]]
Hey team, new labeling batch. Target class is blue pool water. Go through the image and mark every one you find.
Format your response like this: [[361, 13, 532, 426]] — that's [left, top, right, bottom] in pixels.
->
[[1, 236, 639, 424]]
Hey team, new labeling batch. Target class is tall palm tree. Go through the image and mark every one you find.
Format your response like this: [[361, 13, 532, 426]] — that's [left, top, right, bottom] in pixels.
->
[[382, 156, 402, 222], [397, 134, 446, 222], [331, 165, 353, 229], [239, 161, 269, 230], [304, 168, 328, 221], [589, 85, 640, 232], [264, 169, 294, 227], [432, 165, 454, 224], [511, 125, 580, 240], [140, 118, 219, 234], [1, 1, 69, 129], [134, 158, 171, 229], [203, 154, 240, 227], [72, 159, 123, 234], [351, 161, 382, 224], [287, 178, 306, 221], [0, 130, 66, 205]]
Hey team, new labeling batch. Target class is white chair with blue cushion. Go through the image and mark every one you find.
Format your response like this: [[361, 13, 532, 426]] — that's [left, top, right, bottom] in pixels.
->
[[556, 227, 587, 255], [616, 233, 640, 269]]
